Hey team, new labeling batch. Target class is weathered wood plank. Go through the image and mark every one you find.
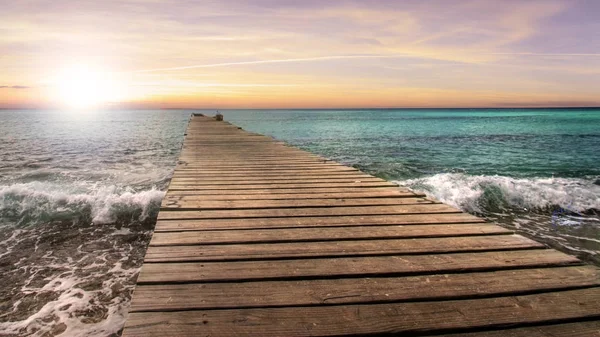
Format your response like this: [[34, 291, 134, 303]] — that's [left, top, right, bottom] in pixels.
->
[[154, 213, 485, 231], [179, 147, 318, 152], [143, 235, 543, 262], [438, 320, 600, 337], [149, 223, 511, 246], [179, 152, 323, 157], [171, 172, 368, 178], [168, 177, 387, 186], [161, 197, 432, 210], [170, 175, 378, 183], [167, 182, 398, 191], [173, 166, 358, 172], [136, 249, 580, 284], [123, 287, 600, 337], [177, 159, 329, 164], [163, 191, 419, 201], [165, 187, 412, 196], [130, 266, 600, 312], [179, 139, 276, 143], [157, 203, 459, 220], [176, 162, 343, 167]]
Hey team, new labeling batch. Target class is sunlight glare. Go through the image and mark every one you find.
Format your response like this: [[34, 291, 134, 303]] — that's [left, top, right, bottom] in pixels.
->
[[52, 65, 123, 109]]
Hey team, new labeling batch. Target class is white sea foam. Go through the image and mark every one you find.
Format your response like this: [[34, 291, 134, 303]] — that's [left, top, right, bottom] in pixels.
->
[[0, 182, 163, 336], [0, 249, 140, 337], [0, 182, 165, 226], [395, 173, 600, 215]]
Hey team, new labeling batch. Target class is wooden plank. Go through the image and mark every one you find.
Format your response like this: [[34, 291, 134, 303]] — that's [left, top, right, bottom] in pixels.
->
[[167, 177, 387, 186], [180, 148, 312, 151], [179, 139, 276, 143], [136, 249, 580, 284], [175, 159, 338, 164], [173, 166, 358, 172], [171, 171, 368, 178], [143, 235, 543, 262], [438, 320, 600, 337], [163, 191, 421, 201], [154, 213, 486, 231], [149, 223, 511, 246], [175, 165, 350, 171], [179, 150, 319, 154], [178, 158, 327, 163], [182, 136, 277, 138], [161, 197, 432, 210], [177, 159, 328, 164], [170, 174, 377, 182], [181, 147, 312, 150], [172, 170, 362, 176], [179, 151, 322, 156], [181, 145, 308, 148], [182, 142, 288, 145], [178, 151, 320, 155], [176, 162, 344, 171], [130, 266, 600, 312], [123, 287, 600, 337], [167, 182, 399, 191], [179, 154, 323, 159], [157, 204, 459, 220], [179, 159, 329, 163], [165, 187, 411, 196]]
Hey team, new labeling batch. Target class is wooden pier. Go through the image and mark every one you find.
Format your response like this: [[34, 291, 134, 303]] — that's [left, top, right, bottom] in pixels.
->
[[122, 114, 600, 336]]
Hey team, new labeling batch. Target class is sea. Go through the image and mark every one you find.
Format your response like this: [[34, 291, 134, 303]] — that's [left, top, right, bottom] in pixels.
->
[[1, 108, 599, 336]]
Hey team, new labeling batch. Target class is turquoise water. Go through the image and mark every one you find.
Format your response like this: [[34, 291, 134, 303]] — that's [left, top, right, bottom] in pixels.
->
[[0, 108, 599, 336], [222, 109, 600, 179]]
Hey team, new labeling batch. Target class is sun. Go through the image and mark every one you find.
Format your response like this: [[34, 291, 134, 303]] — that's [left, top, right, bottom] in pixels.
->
[[52, 65, 122, 109]]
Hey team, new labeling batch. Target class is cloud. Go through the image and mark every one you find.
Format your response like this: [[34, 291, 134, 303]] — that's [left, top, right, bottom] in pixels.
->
[[135, 51, 600, 74], [133, 54, 415, 73], [489, 52, 600, 57], [0, 85, 29, 89]]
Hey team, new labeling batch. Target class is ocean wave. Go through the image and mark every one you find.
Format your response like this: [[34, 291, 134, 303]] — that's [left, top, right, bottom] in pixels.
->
[[0, 219, 150, 337], [396, 173, 600, 215], [0, 182, 165, 226]]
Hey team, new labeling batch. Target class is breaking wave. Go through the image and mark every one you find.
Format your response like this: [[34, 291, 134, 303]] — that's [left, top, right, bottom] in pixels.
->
[[0, 182, 165, 227], [396, 173, 600, 216], [0, 182, 164, 337]]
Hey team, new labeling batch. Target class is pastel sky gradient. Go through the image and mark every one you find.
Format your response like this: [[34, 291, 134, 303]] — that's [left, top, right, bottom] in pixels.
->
[[1, 0, 599, 108]]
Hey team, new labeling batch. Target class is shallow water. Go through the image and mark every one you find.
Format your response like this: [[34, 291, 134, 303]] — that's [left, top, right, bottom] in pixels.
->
[[0, 110, 189, 336], [0, 108, 599, 336]]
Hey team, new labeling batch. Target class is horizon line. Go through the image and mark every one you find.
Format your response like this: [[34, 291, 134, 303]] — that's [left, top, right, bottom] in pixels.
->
[[2, 106, 600, 111]]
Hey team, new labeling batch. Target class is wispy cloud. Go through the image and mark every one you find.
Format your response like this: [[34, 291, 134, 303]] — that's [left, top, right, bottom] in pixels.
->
[[489, 52, 600, 57], [132, 81, 298, 88], [133, 54, 414, 73], [135, 51, 600, 74], [0, 85, 29, 89]]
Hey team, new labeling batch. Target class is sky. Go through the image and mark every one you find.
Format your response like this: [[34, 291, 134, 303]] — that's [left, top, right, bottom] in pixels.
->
[[1, 0, 599, 109]]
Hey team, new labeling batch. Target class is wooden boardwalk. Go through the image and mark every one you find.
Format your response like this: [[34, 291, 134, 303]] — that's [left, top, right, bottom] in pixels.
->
[[122, 114, 600, 336]]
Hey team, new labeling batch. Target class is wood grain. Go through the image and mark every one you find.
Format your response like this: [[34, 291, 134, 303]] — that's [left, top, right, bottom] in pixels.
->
[[149, 223, 511, 245], [130, 266, 600, 311], [136, 249, 580, 283], [123, 287, 600, 337], [154, 213, 487, 231]]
